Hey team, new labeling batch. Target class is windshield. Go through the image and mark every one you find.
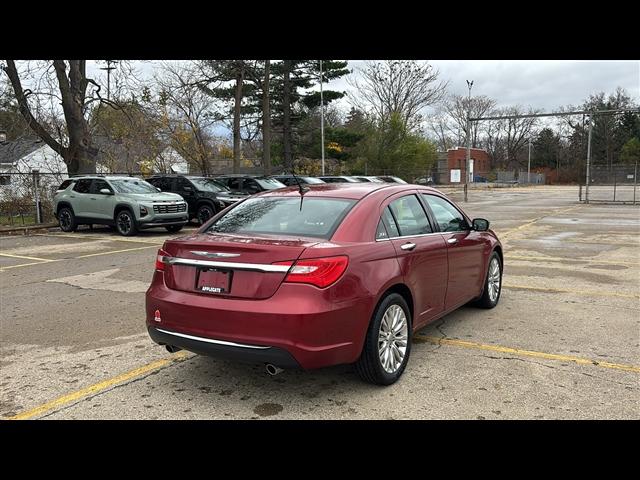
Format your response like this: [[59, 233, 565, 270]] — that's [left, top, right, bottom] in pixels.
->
[[207, 197, 355, 239], [110, 178, 159, 194], [255, 177, 286, 189], [190, 177, 230, 193]]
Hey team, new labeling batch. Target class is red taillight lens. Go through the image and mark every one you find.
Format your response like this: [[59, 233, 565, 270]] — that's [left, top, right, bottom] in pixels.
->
[[155, 248, 170, 272], [275, 255, 348, 288]]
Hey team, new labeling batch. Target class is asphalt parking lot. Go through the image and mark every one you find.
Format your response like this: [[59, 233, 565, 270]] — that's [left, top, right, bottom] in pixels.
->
[[1, 186, 639, 420]]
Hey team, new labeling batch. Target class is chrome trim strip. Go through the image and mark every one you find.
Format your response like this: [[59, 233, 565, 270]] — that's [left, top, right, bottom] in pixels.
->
[[156, 328, 271, 350], [190, 251, 241, 258], [163, 256, 290, 272], [376, 231, 450, 242]]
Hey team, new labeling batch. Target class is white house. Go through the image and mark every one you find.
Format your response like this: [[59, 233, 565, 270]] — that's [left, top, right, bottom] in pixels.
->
[[0, 136, 68, 200]]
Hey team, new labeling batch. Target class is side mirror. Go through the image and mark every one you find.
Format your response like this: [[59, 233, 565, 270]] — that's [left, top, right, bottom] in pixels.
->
[[99, 188, 113, 195], [472, 218, 490, 231], [156, 187, 162, 192], [183, 186, 193, 192]]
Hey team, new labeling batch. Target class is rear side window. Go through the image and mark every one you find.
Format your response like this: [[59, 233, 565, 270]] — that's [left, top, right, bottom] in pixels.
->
[[388, 195, 432, 236], [207, 197, 356, 239], [72, 179, 92, 193], [381, 207, 400, 238]]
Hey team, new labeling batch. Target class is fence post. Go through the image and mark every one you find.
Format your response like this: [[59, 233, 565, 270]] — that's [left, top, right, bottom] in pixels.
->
[[613, 169, 617, 202], [32, 169, 42, 224], [579, 184, 582, 202], [634, 159, 638, 206]]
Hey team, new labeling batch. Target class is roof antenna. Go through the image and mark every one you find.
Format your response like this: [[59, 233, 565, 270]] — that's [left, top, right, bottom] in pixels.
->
[[291, 169, 309, 211]]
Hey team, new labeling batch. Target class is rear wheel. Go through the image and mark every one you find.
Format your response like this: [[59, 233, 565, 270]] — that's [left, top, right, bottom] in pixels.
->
[[475, 252, 502, 309], [115, 209, 138, 236], [197, 204, 215, 225], [165, 225, 183, 233], [355, 293, 412, 385], [58, 207, 77, 232]]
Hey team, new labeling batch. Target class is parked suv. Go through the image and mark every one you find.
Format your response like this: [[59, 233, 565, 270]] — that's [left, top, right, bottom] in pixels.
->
[[146, 175, 246, 224], [53, 176, 188, 236], [272, 175, 325, 187], [214, 175, 286, 194]]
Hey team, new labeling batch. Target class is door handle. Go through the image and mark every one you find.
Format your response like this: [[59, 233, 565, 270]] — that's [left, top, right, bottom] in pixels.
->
[[90, 197, 97, 200], [447, 238, 458, 245], [400, 242, 416, 251]]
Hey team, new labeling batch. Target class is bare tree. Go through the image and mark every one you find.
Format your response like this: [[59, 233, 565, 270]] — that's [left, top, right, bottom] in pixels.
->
[[443, 94, 497, 147], [348, 60, 448, 130], [2, 60, 129, 174]]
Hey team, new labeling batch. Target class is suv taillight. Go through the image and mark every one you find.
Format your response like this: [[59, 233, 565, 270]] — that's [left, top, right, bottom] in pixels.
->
[[155, 248, 170, 272], [274, 256, 348, 288]]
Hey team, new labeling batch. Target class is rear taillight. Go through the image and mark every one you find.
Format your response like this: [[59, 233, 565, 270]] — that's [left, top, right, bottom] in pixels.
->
[[274, 255, 348, 288], [155, 248, 170, 272]]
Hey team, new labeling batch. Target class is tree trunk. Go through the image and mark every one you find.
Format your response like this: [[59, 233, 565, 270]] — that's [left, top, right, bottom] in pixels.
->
[[262, 60, 271, 175], [233, 66, 244, 174], [282, 60, 292, 170]]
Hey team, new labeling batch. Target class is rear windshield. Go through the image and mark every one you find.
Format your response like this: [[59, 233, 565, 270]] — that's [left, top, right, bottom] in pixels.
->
[[110, 178, 158, 194], [206, 197, 356, 239]]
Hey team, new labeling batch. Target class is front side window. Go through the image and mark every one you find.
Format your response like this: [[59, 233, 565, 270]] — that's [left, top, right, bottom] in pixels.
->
[[110, 178, 158, 194], [148, 177, 172, 191], [92, 179, 113, 194], [388, 195, 432, 236], [422, 194, 468, 232], [189, 177, 229, 192], [206, 197, 355, 239], [72, 179, 92, 193]]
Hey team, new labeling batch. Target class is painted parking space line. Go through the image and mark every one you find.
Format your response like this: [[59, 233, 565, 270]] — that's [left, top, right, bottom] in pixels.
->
[[0, 252, 54, 262], [413, 335, 640, 373], [7, 351, 192, 420], [34, 232, 170, 245], [499, 205, 583, 238], [0, 260, 61, 271], [503, 283, 640, 299], [75, 244, 161, 258], [505, 255, 640, 267]]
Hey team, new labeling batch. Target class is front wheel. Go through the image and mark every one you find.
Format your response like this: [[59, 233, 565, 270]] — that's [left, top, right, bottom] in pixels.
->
[[196, 204, 215, 225], [165, 225, 183, 233], [475, 252, 502, 309], [355, 293, 412, 385], [115, 209, 138, 236]]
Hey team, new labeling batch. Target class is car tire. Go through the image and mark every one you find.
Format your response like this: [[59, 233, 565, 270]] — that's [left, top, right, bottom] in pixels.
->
[[115, 209, 138, 236], [355, 293, 412, 386], [474, 252, 502, 309], [58, 207, 77, 232], [165, 225, 183, 233], [196, 204, 215, 225]]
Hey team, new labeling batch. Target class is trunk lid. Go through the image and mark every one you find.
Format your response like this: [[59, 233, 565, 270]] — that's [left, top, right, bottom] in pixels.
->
[[162, 232, 318, 299]]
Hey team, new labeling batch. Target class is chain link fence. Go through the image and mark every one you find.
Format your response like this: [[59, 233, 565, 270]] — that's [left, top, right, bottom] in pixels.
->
[[580, 163, 639, 204]]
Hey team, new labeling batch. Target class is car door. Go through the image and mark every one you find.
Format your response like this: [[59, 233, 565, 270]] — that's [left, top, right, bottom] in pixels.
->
[[175, 177, 197, 211], [89, 179, 116, 220], [382, 192, 448, 328], [243, 178, 261, 194], [70, 178, 93, 217], [421, 193, 486, 309], [225, 177, 243, 193]]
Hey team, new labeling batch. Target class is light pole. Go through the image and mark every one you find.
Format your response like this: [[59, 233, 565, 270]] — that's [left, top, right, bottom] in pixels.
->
[[319, 60, 325, 176], [99, 60, 118, 101], [464, 80, 473, 202]]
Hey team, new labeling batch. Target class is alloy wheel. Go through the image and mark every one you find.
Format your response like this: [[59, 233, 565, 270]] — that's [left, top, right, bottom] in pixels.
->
[[378, 304, 409, 373], [117, 212, 132, 235], [488, 257, 501, 302]]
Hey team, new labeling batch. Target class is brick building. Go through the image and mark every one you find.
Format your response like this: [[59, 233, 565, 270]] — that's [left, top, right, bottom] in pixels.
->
[[437, 147, 491, 184]]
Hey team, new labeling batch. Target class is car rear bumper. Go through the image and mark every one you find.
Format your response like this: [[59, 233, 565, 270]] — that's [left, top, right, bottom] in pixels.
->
[[145, 273, 374, 369]]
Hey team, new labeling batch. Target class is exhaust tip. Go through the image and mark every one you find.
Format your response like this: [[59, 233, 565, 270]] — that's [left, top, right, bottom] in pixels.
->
[[165, 345, 182, 353], [265, 363, 284, 376]]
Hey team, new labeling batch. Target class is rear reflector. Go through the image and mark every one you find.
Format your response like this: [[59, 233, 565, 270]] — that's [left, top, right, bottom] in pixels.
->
[[156, 248, 170, 271], [274, 255, 348, 288]]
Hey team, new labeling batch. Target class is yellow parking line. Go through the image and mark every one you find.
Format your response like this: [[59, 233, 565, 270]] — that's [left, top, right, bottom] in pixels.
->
[[413, 335, 640, 373], [34, 233, 165, 245], [0, 252, 53, 262], [505, 255, 640, 267], [500, 205, 582, 238], [7, 351, 191, 420], [503, 283, 640, 299], [75, 244, 161, 258], [0, 260, 61, 271]]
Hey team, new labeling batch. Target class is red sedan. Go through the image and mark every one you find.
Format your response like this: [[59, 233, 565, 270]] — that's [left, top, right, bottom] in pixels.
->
[[146, 183, 503, 385]]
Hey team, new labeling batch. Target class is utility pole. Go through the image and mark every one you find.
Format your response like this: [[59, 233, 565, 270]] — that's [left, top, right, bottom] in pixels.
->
[[320, 60, 325, 176], [585, 114, 593, 204], [465, 80, 473, 202], [528, 136, 532, 184], [99, 60, 118, 101]]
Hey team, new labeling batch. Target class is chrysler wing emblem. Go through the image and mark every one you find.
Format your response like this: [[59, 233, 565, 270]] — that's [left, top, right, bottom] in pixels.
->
[[190, 251, 240, 258]]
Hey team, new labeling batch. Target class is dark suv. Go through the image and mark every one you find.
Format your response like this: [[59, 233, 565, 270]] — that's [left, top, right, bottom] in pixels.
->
[[272, 175, 325, 187], [146, 175, 247, 224], [214, 175, 286, 195]]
